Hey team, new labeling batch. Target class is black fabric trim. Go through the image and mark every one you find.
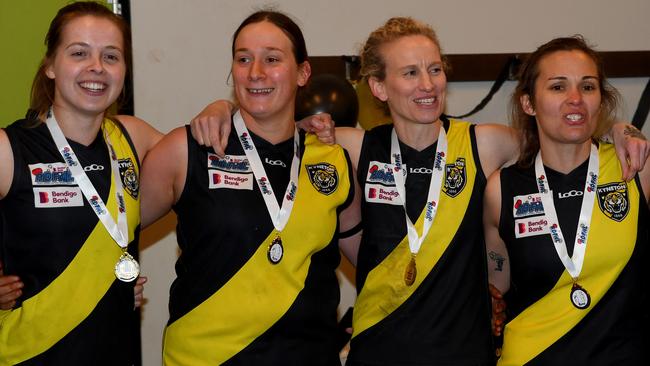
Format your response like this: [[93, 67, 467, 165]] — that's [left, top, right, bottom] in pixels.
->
[[339, 220, 362, 239]]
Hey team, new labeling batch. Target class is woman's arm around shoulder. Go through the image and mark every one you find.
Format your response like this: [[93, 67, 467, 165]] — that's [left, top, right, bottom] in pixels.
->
[[338, 166, 362, 267], [483, 169, 510, 294], [140, 126, 188, 228]]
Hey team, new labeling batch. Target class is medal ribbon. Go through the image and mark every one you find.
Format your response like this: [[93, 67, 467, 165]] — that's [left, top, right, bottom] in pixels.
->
[[534, 144, 598, 280], [390, 125, 447, 256], [45, 107, 128, 249], [233, 111, 300, 232]]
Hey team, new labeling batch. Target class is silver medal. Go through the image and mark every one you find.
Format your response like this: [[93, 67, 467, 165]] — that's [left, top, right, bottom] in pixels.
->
[[267, 237, 284, 264], [570, 283, 590, 309], [115, 252, 140, 282]]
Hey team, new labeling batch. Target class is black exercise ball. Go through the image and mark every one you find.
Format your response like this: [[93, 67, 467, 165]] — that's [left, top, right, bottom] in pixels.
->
[[295, 74, 359, 127]]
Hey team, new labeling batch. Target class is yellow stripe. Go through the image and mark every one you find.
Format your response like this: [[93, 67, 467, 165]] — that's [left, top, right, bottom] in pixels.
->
[[352, 120, 477, 337], [163, 135, 350, 365], [0, 119, 140, 365], [498, 144, 638, 365]]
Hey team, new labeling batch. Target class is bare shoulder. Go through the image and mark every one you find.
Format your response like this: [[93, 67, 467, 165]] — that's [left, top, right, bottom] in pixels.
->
[[0, 129, 15, 198], [149, 126, 187, 157], [475, 123, 519, 176], [115, 115, 163, 163], [335, 127, 365, 170], [484, 168, 503, 212]]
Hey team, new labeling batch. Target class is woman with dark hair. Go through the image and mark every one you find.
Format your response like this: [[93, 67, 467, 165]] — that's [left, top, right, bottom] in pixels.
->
[[484, 36, 650, 365], [0, 2, 161, 364], [140, 10, 360, 365]]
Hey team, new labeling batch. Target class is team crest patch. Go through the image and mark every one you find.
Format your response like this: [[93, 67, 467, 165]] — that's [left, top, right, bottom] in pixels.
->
[[118, 158, 139, 199], [306, 162, 339, 195], [597, 182, 629, 222], [443, 158, 466, 198]]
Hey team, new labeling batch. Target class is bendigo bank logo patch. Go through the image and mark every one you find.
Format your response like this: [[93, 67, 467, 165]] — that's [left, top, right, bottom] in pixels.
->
[[443, 158, 466, 198], [597, 182, 629, 222], [119, 158, 139, 199], [306, 162, 339, 195]]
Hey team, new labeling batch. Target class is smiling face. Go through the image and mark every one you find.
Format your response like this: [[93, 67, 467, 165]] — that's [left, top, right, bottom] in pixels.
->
[[45, 15, 126, 119], [231, 21, 310, 124], [368, 35, 446, 128], [522, 50, 601, 147]]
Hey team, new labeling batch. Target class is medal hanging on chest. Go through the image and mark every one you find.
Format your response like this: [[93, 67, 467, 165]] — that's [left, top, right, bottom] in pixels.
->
[[570, 282, 591, 309], [115, 251, 140, 282], [267, 236, 284, 264], [535, 144, 598, 309], [233, 111, 300, 265], [390, 126, 447, 286], [404, 254, 417, 286], [46, 108, 138, 282]]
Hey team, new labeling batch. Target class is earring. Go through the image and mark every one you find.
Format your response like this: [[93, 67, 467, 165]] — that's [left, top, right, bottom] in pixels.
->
[[226, 72, 233, 87]]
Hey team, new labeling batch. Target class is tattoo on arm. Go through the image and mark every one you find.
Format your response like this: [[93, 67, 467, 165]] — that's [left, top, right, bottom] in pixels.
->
[[488, 251, 505, 272], [624, 125, 646, 140]]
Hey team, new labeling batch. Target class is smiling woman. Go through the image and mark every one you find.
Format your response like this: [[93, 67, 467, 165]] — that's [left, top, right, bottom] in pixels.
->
[[0, 2, 161, 364], [139, 9, 361, 365]]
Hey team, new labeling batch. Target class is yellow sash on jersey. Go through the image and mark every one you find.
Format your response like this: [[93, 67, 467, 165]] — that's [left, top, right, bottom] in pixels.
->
[[498, 144, 638, 366], [162, 134, 351, 366], [352, 120, 477, 338], [0, 119, 140, 366]]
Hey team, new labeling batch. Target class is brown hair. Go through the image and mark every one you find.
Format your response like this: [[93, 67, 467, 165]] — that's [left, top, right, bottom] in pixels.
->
[[359, 17, 447, 115], [231, 10, 308, 64], [30, 1, 132, 119], [511, 35, 620, 167]]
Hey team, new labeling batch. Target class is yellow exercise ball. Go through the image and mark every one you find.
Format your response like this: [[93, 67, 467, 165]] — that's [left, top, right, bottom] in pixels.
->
[[356, 79, 392, 130]]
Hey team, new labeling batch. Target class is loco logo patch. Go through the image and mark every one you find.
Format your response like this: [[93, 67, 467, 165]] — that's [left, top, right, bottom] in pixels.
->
[[118, 158, 139, 199], [443, 158, 466, 198], [597, 182, 629, 222], [306, 162, 339, 195]]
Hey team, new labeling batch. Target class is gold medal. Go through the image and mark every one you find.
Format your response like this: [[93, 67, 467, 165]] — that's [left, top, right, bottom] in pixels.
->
[[115, 251, 140, 282], [404, 255, 417, 286]]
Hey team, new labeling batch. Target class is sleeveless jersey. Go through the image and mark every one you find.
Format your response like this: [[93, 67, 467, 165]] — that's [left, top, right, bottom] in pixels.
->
[[162, 125, 353, 365], [348, 119, 493, 366], [0, 118, 141, 365], [497, 143, 650, 365]]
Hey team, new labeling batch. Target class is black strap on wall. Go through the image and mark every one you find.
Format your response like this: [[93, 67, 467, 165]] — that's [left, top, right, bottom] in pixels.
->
[[446, 56, 520, 119], [632, 78, 650, 129]]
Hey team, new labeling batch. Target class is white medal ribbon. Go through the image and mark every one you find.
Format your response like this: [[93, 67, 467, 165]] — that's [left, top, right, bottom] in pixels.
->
[[390, 125, 447, 256], [534, 144, 599, 280], [233, 111, 300, 232], [45, 108, 128, 249]]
